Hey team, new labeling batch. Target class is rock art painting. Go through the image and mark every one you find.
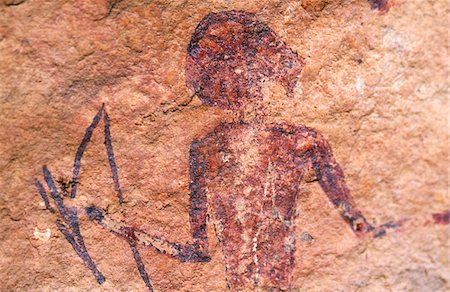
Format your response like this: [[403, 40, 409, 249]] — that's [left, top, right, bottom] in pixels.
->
[[34, 10, 448, 292]]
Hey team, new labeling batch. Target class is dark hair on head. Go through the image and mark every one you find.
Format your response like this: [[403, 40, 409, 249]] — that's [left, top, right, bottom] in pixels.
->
[[185, 10, 303, 110], [187, 11, 262, 58]]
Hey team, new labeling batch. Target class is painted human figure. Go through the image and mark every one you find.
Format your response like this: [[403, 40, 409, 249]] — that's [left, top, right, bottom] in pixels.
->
[[170, 11, 374, 289], [37, 10, 394, 292], [90, 11, 378, 291]]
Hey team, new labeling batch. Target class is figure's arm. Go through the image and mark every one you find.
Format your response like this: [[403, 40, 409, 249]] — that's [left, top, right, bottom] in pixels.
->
[[186, 140, 210, 260], [86, 139, 211, 262], [300, 128, 374, 235], [302, 130, 448, 238]]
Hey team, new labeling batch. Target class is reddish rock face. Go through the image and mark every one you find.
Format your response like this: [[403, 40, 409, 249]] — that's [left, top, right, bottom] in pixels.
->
[[18, 4, 448, 292]]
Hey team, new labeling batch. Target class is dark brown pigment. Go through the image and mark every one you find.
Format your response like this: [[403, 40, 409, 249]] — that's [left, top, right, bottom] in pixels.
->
[[368, 0, 390, 11], [432, 210, 450, 225]]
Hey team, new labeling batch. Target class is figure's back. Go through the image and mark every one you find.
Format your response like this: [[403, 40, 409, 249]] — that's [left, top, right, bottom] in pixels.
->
[[197, 122, 312, 290]]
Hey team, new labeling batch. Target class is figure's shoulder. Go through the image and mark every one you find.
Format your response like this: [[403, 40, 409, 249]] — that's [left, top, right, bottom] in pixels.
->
[[190, 122, 325, 152], [266, 123, 320, 138], [190, 122, 234, 152], [266, 123, 329, 154], [195, 122, 252, 141]]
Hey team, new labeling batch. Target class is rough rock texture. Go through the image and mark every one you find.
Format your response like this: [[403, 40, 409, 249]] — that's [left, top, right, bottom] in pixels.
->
[[0, 0, 448, 291]]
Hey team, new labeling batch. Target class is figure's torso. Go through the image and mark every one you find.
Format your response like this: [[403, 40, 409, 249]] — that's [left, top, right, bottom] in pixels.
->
[[197, 122, 315, 290]]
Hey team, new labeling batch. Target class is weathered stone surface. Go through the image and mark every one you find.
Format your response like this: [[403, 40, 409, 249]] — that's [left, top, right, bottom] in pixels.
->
[[0, 0, 448, 291]]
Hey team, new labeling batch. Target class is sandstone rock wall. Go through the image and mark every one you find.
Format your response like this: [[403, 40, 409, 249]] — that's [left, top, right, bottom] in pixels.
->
[[0, 0, 448, 291]]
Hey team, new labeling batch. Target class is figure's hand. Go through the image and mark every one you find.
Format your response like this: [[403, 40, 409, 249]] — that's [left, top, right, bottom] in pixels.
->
[[372, 220, 406, 238], [349, 214, 375, 237], [348, 214, 404, 239], [85, 205, 211, 263], [371, 225, 388, 238]]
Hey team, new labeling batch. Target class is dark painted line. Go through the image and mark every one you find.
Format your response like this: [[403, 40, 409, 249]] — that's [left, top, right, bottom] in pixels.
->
[[56, 219, 106, 284], [70, 105, 105, 199], [103, 109, 124, 204], [34, 178, 55, 213], [68, 207, 89, 250], [43, 166, 70, 223], [368, 0, 389, 10], [129, 241, 154, 292]]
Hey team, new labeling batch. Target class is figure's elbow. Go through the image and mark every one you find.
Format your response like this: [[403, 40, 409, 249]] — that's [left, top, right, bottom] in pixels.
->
[[179, 250, 211, 263], [176, 242, 211, 263], [294, 126, 331, 154]]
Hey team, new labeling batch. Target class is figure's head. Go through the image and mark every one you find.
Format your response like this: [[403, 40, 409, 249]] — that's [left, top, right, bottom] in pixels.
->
[[186, 10, 304, 111]]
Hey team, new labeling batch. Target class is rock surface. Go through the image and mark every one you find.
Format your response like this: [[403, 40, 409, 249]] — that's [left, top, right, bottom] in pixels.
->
[[0, 0, 448, 291]]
